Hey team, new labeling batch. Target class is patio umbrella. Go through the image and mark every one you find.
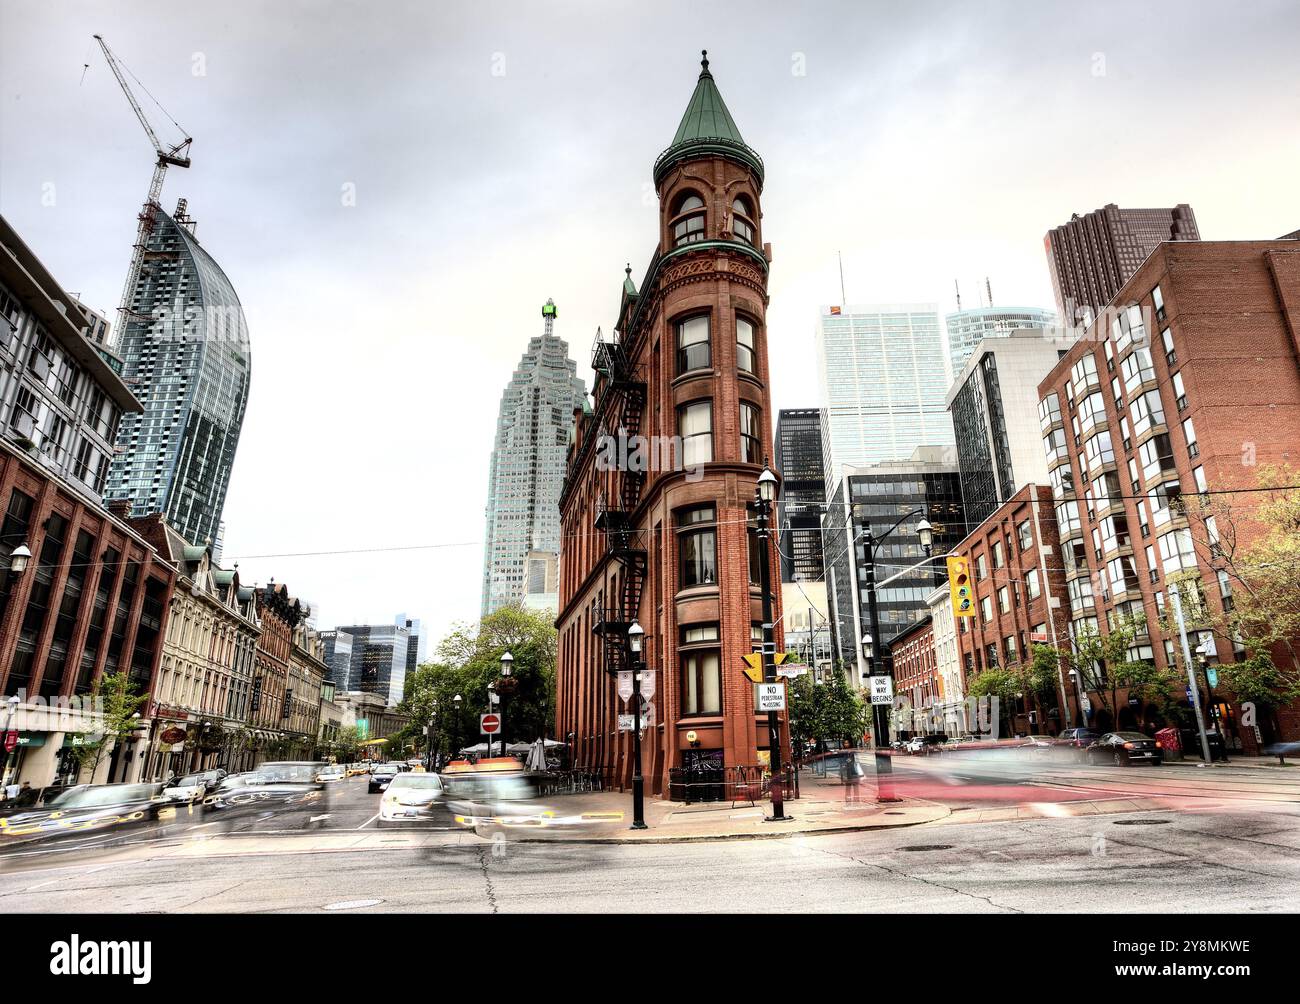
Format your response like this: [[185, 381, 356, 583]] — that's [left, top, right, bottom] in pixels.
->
[[525, 739, 547, 771], [459, 742, 491, 754]]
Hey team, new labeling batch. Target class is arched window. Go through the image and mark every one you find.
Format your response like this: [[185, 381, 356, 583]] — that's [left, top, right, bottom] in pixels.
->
[[672, 193, 706, 247], [731, 195, 755, 245]]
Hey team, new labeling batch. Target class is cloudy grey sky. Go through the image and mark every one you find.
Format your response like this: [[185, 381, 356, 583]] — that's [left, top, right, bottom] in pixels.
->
[[2, 0, 1297, 650]]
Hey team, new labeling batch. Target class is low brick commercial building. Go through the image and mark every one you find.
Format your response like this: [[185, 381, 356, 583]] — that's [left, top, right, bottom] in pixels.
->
[[889, 614, 938, 740], [951, 484, 1072, 735]]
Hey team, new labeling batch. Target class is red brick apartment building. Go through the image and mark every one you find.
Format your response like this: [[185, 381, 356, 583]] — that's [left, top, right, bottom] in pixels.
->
[[890, 615, 938, 734], [1034, 240, 1300, 750], [556, 54, 786, 795], [952, 484, 1072, 734]]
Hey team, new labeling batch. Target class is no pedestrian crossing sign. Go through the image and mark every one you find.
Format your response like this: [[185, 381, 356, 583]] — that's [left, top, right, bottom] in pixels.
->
[[869, 676, 894, 706], [480, 713, 501, 735], [757, 683, 786, 711]]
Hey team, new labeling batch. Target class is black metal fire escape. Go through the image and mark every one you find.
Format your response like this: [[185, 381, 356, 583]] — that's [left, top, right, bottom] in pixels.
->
[[590, 327, 648, 677]]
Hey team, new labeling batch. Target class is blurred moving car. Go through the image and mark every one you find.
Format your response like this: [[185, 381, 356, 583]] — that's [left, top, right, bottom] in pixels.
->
[[377, 773, 450, 826], [205, 762, 330, 824], [316, 765, 347, 782], [368, 763, 404, 793], [904, 735, 946, 755], [1085, 732, 1161, 766], [0, 782, 167, 845], [1019, 735, 1057, 756], [1054, 728, 1101, 760]]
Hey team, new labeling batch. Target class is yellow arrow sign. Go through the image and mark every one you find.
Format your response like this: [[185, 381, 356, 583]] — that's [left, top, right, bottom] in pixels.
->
[[741, 652, 763, 683]]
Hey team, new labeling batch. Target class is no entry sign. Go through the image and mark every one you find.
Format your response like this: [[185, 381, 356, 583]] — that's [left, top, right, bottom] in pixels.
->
[[480, 713, 501, 735]]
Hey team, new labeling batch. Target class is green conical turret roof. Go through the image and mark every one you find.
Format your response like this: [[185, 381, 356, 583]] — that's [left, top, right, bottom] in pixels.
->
[[670, 51, 746, 147], [654, 51, 764, 188]]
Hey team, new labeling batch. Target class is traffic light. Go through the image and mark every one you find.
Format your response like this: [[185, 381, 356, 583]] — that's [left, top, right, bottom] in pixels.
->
[[947, 555, 975, 617], [741, 652, 763, 683]]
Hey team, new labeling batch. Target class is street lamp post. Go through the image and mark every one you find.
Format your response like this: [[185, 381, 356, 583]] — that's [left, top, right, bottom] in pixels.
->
[[755, 461, 791, 822], [860, 512, 932, 803], [452, 694, 462, 758], [425, 700, 438, 772], [486, 682, 497, 759], [498, 651, 514, 758], [627, 620, 647, 829]]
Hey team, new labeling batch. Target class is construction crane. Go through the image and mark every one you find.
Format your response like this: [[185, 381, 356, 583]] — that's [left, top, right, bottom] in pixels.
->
[[92, 34, 192, 348]]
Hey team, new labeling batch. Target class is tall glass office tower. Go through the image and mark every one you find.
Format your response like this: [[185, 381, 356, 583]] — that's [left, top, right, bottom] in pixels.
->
[[481, 300, 586, 616], [814, 303, 954, 497], [105, 202, 250, 548]]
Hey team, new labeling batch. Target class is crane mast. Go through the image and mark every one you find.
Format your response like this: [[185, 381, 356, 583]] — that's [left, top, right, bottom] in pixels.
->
[[93, 34, 192, 350]]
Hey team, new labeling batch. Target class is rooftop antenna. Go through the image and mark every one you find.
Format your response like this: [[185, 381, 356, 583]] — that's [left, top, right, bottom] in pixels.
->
[[954, 279, 962, 312], [837, 251, 847, 306], [986, 276, 993, 307]]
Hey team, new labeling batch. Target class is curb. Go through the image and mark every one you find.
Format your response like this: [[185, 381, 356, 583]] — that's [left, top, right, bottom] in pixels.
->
[[500, 803, 953, 846]]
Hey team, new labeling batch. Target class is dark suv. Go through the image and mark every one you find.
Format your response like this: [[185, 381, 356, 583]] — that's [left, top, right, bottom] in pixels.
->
[[1054, 728, 1100, 760]]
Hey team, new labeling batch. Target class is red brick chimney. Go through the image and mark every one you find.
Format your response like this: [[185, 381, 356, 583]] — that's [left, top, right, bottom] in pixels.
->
[[105, 498, 133, 521]]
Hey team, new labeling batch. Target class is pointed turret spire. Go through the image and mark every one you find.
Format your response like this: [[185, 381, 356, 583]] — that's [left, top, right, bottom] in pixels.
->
[[654, 51, 764, 188]]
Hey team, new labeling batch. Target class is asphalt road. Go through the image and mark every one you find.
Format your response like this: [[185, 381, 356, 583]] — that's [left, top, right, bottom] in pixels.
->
[[1, 800, 1298, 913]]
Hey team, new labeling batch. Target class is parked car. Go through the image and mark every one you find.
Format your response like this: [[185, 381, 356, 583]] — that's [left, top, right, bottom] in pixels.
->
[[162, 773, 213, 804], [1085, 731, 1162, 766], [1054, 728, 1101, 760], [904, 735, 947, 755], [315, 765, 347, 782], [0, 783, 167, 845], [369, 763, 404, 793], [377, 773, 452, 827]]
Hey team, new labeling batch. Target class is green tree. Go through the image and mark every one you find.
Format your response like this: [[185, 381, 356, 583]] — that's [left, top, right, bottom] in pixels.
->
[[788, 670, 870, 752], [398, 603, 559, 756], [966, 665, 1019, 736], [69, 671, 149, 782]]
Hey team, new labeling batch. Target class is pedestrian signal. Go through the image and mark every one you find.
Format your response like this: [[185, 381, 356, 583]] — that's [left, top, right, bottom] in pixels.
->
[[947, 555, 975, 618]]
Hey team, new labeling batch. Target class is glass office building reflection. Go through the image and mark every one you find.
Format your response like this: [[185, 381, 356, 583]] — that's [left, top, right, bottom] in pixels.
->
[[105, 204, 250, 550]]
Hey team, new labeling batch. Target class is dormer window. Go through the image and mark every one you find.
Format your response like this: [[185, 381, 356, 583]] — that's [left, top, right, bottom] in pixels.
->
[[731, 196, 755, 245], [672, 193, 706, 246]]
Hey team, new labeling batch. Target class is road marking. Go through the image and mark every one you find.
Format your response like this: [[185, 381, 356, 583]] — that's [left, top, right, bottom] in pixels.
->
[[356, 813, 379, 830], [20, 863, 111, 891]]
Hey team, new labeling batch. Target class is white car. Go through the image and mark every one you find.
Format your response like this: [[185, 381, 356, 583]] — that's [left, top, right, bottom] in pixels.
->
[[162, 774, 209, 804], [378, 773, 447, 826], [316, 765, 346, 782]]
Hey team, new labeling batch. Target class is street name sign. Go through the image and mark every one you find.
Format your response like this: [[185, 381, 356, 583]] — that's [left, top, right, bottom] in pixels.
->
[[869, 676, 894, 706], [757, 683, 786, 711], [776, 665, 806, 678]]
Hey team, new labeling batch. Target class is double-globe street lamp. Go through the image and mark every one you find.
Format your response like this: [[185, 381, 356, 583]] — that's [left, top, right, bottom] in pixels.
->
[[859, 511, 933, 802], [495, 651, 515, 758]]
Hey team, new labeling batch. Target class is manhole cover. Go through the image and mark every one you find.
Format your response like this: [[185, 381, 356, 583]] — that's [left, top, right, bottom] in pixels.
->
[[323, 898, 384, 911], [1112, 819, 1171, 826], [901, 844, 953, 851]]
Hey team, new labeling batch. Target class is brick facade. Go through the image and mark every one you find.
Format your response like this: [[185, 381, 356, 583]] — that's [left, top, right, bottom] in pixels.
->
[[1036, 240, 1300, 750], [556, 57, 786, 795]]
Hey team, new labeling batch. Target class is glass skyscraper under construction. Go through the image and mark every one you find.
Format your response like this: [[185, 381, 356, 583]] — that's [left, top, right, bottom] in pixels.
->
[[104, 202, 250, 550]]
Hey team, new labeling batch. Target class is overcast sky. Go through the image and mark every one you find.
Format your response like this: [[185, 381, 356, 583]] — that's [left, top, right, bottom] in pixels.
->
[[2, 0, 1297, 651]]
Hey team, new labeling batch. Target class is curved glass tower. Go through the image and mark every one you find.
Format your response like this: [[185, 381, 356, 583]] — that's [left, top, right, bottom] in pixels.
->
[[105, 203, 251, 548]]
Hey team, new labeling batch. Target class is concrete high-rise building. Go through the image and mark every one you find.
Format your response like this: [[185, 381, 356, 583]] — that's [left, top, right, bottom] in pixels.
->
[[815, 303, 955, 499], [1044, 203, 1199, 325], [481, 299, 585, 616], [946, 328, 1076, 526], [773, 408, 826, 583], [821, 447, 967, 687], [944, 305, 1058, 375], [104, 201, 251, 547]]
